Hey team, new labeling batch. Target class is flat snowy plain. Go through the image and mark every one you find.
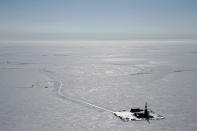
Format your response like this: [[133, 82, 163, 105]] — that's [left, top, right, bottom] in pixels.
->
[[0, 42, 197, 130]]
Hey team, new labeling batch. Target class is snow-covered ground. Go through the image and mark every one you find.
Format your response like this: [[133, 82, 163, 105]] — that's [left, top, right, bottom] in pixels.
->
[[0, 42, 197, 130]]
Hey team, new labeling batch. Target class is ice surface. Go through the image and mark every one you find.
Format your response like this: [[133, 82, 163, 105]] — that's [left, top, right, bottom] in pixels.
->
[[0, 42, 197, 130]]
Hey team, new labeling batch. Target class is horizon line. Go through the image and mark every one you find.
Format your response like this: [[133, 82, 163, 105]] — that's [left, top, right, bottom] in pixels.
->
[[0, 39, 197, 45]]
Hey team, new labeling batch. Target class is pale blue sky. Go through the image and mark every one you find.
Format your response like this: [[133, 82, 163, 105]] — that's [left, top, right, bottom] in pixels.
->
[[0, 0, 197, 41]]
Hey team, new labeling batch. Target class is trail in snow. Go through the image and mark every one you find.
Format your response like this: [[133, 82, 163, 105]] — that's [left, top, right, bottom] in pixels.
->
[[56, 80, 114, 113], [40, 68, 114, 113]]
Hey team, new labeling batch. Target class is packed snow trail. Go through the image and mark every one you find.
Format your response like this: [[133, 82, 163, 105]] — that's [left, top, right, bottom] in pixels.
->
[[40, 68, 114, 113], [57, 80, 114, 113]]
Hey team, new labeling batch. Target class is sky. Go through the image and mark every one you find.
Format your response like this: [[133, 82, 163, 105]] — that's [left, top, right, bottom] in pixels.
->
[[0, 0, 197, 42]]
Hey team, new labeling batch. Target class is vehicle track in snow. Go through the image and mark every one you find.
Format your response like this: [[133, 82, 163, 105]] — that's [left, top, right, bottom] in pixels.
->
[[40, 68, 114, 113], [57, 79, 114, 113]]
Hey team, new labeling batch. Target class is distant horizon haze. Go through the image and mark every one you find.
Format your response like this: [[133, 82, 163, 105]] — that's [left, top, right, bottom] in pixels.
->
[[0, 0, 197, 44]]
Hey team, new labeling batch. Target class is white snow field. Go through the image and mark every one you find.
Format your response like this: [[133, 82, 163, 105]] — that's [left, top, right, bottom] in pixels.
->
[[0, 42, 197, 130]]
